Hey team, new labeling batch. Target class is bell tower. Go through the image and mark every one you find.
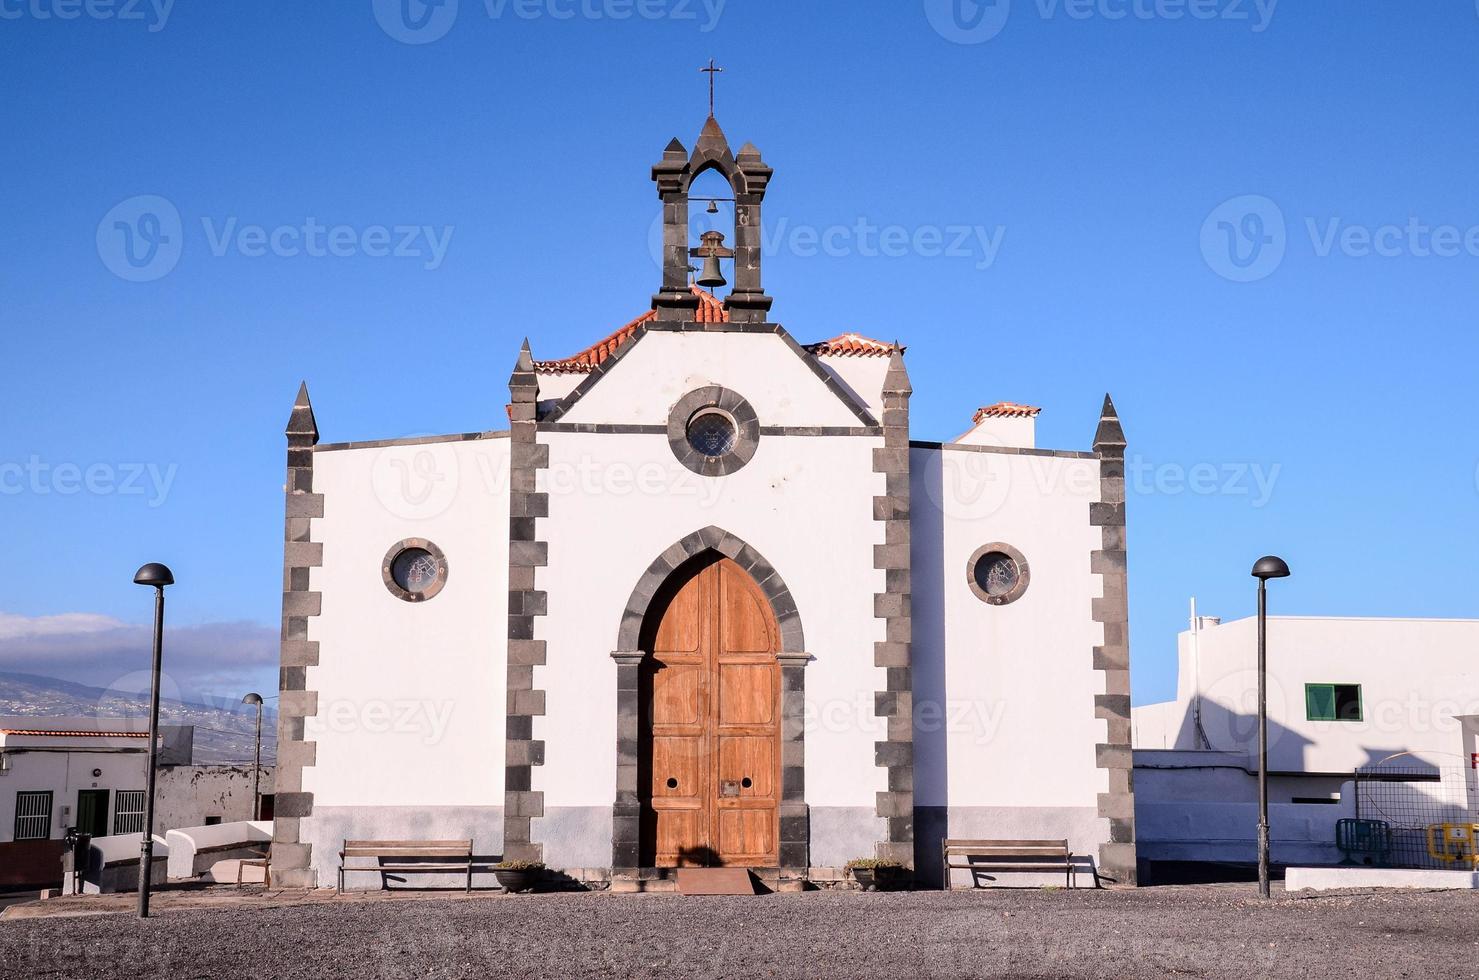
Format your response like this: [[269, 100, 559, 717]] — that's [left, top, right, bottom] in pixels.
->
[[651, 64, 774, 322]]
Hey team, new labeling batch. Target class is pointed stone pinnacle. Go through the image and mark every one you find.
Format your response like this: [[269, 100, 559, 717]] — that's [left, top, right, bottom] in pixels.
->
[[1094, 393, 1127, 452], [286, 381, 319, 444]]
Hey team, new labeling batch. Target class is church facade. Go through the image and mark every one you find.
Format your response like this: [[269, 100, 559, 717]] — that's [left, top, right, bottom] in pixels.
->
[[268, 113, 1137, 889]]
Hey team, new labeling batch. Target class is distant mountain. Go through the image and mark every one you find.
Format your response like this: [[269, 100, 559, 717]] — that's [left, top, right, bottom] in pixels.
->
[[0, 671, 276, 765]]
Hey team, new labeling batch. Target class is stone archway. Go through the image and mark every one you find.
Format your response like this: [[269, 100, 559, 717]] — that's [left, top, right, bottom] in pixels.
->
[[610, 527, 808, 872]]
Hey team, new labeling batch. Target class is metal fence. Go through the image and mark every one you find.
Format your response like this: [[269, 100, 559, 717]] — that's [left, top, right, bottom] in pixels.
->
[[1352, 761, 1476, 870]]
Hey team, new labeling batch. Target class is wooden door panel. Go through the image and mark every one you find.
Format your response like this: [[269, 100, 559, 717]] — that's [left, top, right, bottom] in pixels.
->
[[716, 736, 775, 798], [717, 664, 776, 726], [715, 808, 776, 863], [718, 563, 775, 653], [650, 663, 703, 727]]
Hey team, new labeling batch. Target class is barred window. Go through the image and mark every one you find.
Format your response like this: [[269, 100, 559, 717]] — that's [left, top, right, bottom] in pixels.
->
[[113, 790, 147, 835], [13, 791, 52, 841]]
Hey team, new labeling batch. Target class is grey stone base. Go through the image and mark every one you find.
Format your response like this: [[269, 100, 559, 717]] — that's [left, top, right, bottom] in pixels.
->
[[809, 806, 886, 869], [304, 806, 504, 890], [534, 806, 615, 870], [914, 805, 1105, 889]]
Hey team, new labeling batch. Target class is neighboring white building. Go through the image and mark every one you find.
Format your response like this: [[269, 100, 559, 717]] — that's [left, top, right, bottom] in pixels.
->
[[0, 717, 271, 888], [1133, 613, 1479, 873], [269, 111, 1138, 889]]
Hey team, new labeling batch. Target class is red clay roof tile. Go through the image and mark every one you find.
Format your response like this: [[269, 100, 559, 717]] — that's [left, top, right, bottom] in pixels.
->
[[973, 402, 1042, 423]]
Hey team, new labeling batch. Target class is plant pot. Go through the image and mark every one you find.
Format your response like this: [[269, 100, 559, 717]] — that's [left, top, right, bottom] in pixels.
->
[[849, 866, 907, 892], [494, 869, 540, 893]]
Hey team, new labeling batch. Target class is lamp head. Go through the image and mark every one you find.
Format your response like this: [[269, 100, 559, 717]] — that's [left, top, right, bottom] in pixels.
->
[[242, 693, 263, 706], [132, 563, 175, 588], [1251, 555, 1291, 581]]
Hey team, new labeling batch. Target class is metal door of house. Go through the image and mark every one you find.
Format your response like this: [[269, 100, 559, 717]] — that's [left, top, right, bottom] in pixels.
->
[[76, 789, 109, 838]]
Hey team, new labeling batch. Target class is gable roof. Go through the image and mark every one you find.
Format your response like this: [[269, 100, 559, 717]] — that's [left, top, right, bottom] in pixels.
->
[[804, 333, 899, 357], [533, 287, 727, 375], [532, 289, 895, 375], [973, 402, 1042, 423]]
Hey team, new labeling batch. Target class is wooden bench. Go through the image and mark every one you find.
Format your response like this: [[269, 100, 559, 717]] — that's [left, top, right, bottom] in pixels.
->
[[941, 839, 1076, 889], [337, 839, 476, 894]]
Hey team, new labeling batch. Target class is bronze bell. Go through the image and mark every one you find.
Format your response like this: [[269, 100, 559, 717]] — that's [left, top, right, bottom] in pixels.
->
[[696, 254, 727, 288], [690, 229, 734, 289], [706, 198, 720, 215]]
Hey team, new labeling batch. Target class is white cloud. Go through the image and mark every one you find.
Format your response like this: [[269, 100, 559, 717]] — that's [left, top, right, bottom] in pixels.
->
[[0, 610, 277, 704]]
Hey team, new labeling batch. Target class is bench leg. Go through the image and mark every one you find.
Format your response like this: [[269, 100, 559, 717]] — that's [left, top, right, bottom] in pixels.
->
[[467, 864, 472, 894], [337, 867, 342, 895]]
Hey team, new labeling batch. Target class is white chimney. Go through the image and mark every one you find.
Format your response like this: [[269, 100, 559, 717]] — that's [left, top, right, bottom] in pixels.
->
[[953, 402, 1041, 450]]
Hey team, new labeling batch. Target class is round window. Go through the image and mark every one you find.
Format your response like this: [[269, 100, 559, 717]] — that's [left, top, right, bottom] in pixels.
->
[[383, 539, 448, 602], [966, 543, 1030, 606], [974, 552, 1020, 597], [686, 409, 738, 458]]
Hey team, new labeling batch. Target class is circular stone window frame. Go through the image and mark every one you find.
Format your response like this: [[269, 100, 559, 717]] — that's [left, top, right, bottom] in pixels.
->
[[382, 538, 449, 603], [966, 542, 1030, 606], [667, 386, 760, 477]]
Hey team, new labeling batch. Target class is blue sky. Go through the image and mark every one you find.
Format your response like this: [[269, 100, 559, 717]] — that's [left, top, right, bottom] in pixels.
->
[[3, 1, 1477, 706]]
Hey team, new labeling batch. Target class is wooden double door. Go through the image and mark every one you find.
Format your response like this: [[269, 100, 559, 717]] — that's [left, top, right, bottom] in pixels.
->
[[639, 556, 781, 868]]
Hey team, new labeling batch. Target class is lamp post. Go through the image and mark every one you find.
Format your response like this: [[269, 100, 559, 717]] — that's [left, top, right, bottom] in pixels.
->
[[242, 693, 263, 821], [132, 562, 174, 918], [1251, 555, 1291, 900]]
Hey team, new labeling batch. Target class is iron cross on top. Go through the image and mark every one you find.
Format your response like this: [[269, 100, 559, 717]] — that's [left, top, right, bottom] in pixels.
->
[[701, 59, 724, 116]]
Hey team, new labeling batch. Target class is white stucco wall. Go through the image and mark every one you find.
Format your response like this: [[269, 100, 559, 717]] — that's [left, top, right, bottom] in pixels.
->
[[537, 431, 886, 818], [910, 446, 1107, 812], [304, 436, 511, 808], [558, 332, 868, 427], [0, 747, 148, 841], [1133, 616, 1479, 772], [154, 765, 273, 833]]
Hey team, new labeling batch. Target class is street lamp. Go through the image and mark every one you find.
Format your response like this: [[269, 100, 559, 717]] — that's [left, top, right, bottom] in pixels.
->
[[1251, 555, 1291, 900], [132, 561, 173, 919], [242, 693, 264, 821]]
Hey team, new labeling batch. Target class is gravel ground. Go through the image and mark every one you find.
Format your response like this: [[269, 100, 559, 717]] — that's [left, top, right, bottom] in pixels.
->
[[3, 885, 1476, 980]]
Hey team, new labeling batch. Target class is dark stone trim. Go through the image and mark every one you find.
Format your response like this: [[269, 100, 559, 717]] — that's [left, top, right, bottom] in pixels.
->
[[1091, 394, 1136, 885], [873, 351, 914, 868], [505, 343, 548, 865], [271, 382, 322, 889], [538, 422, 881, 437], [666, 387, 759, 477], [614, 526, 805, 654], [911, 440, 1098, 461], [314, 430, 509, 453], [381, 538, 448, 603], [542, 319, 877, 428], [965, 542, 1031, 606]]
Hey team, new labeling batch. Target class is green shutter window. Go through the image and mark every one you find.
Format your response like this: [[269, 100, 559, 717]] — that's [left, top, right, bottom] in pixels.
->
[[1306, 683, 1362, 722]]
